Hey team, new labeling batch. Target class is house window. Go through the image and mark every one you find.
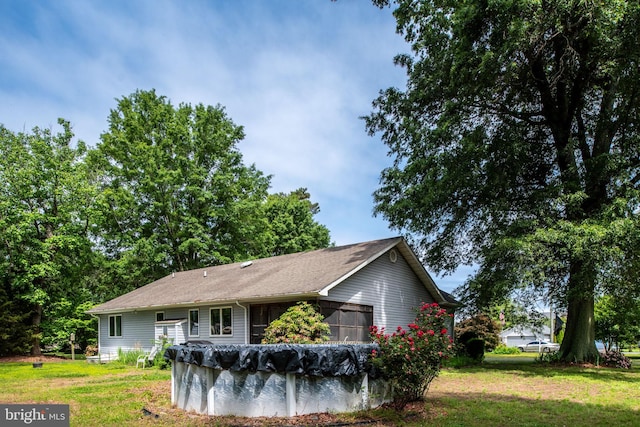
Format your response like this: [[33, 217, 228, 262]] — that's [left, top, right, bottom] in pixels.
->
[[189, 309, 199, 336], [210, 307, 233, 336], [155, 312, 164, 322], [108, 315, 122, 338]]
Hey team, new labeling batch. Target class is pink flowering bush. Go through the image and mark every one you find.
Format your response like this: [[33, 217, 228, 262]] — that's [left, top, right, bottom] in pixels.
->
[[370, 302, 454, 409]]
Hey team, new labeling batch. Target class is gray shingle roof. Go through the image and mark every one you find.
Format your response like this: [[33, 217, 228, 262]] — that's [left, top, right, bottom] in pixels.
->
[[88, 237, 455, 314]]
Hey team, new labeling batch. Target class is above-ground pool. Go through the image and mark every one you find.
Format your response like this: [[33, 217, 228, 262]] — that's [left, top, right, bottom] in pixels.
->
[[164, 343, 391, 417]]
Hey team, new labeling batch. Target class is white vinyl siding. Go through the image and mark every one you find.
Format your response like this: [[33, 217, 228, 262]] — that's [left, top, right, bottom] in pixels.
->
[[97, 304, 249, 357], [98, 311, 157, 357], [321, 248, 435, 334]]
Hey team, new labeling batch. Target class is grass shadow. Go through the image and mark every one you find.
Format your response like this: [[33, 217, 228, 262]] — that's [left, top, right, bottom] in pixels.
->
[[449, 360, 640, 385], [422, 391, 640, 426]]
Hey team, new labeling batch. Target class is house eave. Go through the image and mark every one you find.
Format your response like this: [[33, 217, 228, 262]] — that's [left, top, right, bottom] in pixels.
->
[[438, 301, 461, 309], [86, 292, 324, 315]]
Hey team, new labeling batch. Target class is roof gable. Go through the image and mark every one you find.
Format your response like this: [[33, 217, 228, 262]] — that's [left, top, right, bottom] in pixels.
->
[[88, 237, 453, 314]]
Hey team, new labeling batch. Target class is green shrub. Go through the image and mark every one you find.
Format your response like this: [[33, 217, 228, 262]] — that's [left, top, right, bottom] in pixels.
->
[[492, 344, 521, 354], [536, 350, 562, 364], [370, 302, 455, 409], [465, 338, 485, 361], [262, 302, 331, 344], [455, 314, 501, 351], [153, 337, 173, 370]]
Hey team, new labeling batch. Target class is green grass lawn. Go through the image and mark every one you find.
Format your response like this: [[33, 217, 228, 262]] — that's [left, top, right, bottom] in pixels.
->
[[427, 355, 640, 426], [0, 356, 638, 426], [0, 361, 173, 426]]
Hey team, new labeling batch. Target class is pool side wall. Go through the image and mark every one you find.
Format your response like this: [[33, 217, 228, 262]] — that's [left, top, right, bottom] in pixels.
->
[[171, 361, 392, 417]]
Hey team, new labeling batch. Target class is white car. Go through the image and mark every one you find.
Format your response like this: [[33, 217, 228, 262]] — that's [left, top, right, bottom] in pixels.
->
[[518, 341, 560, 353]]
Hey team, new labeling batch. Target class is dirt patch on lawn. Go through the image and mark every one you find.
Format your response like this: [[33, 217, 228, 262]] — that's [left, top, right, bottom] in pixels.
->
[[129, 379, 427, 426], [134, 402, 422, 427]]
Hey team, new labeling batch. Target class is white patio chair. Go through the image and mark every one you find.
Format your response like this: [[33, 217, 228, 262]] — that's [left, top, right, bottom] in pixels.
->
[[136, 346, 159, 369]]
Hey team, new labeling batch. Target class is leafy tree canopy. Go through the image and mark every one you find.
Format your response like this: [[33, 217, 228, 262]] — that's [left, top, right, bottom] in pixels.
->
[[0, 90, 333, 355], [595, 294, 640, 351], [91, 89, 273, 288], [367, 0, 640, 362], [262, 188, 331, 257], [0, 120, 96, 354], [484, 298, 548, 333]]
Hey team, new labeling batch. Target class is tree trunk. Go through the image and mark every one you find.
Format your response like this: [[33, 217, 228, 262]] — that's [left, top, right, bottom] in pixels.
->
[[559, 262, 598, 363], [30, 304, 43, 356]]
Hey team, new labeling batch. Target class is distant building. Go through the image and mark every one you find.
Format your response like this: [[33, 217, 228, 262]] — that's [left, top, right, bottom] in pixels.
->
[[500, 325, 551, 348]]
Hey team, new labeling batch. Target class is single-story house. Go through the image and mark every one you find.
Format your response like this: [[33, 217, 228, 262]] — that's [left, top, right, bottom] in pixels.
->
[[87, 237, 458, 357], [500, 326, 551, 348]]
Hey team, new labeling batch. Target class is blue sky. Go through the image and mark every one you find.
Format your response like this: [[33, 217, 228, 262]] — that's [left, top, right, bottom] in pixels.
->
[[0, 0, 470, 293]]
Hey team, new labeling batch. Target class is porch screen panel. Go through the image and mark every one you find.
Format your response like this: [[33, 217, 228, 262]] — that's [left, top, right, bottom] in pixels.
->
[[319, 302, 373, 342], [249, 303, 294, 344]]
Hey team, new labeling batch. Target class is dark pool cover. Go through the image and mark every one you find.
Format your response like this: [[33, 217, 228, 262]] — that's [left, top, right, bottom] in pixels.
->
[[164, 343, 380, 377]]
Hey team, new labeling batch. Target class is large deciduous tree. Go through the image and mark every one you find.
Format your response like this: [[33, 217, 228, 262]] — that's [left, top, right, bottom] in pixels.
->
[[92, 89, 273, 289], [0, 121, 96, 355], [262, 188, 331, 257], [367, 0, 640, 362]]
